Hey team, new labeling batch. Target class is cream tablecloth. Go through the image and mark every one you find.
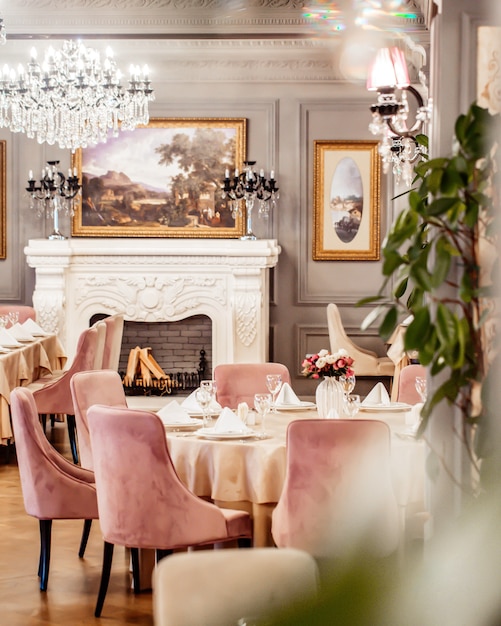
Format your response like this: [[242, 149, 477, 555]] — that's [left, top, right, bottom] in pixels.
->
[[166, 407, 426, 547], [0, 334, 67, 443]]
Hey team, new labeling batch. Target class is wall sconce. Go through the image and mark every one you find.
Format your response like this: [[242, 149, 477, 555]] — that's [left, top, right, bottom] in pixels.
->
[[367, 46, 430, 186]]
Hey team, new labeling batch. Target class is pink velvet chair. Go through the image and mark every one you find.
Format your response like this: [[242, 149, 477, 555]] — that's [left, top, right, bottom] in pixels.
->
[[9, 387, 98, 591], [0, 304, 37, 326], [214, 363, 291, 409], [396, 364, 426, 405], [101, 313, 125, 371], [87, 404, 253, 617], [27, 325, 103, 464], [272, 419, 400, 559], [70, 369, 127, 470]]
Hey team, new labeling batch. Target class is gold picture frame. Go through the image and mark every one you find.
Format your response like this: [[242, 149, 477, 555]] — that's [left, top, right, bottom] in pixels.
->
[[71, 117, 247, 238], [313, 140, 381, 261], [0, 141, 5, 259]]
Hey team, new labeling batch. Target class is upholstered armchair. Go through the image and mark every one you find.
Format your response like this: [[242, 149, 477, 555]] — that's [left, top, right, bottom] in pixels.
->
[[214, 363, 291, 408]]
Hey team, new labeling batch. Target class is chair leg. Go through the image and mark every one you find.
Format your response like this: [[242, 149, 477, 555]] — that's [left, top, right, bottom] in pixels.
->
[[66, 414, 79, 464], [39, 414, 47, 434], [38, 519, 52, 591], [130, 547, 141, 594], [78, 519, 93, 558], [156, 548, 173, 563], [95, 541, 114, 618], [237, 537, 252, 548]]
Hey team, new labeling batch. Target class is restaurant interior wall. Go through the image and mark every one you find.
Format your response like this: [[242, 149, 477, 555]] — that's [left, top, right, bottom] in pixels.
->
[[0, 0, 430, 398]]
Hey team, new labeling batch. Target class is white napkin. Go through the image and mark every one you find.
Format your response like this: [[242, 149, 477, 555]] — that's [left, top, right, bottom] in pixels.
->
[[181, 389, 222, 413], [213, 407, 250, 433], [362, 382, 390, 406], [275, 382, 302, 406], [0, 328, 22, 347], [156, 401, 194, 425], [22, 318, 49, 336], [9, 323, 35, 342]]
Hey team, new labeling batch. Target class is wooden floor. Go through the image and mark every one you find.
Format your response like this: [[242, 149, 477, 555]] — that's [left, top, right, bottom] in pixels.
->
[[0, 423, 154, 626]]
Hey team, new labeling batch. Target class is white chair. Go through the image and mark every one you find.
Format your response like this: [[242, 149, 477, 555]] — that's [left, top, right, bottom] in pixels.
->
[[327, 303, 394, 377], [153, 548, 319, 626]]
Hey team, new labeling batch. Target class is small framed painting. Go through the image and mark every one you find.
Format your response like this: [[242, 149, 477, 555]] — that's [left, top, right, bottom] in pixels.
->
[[71, 117, 247, 238], [313, 140, 381, 261]]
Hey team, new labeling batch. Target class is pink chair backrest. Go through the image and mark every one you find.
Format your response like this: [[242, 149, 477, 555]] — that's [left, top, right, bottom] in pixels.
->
[[32, 325, 100, 415], [272, 419, 399, 558], [0, 305, 36, 326], [70, 369, 127, 470], [87, 405, 234, 549], [101, 314, 125, 371], [214, 363, 291, 409], [10, 387, 98, 520], [397, 364, 426, 405]]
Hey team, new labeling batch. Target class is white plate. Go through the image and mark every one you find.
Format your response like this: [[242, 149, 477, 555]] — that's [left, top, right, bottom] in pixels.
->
[[360, 402, 411, 412], [163, 419, 203, 429], [185, 409, 222, 418], [275, 401, 316, 411], [196, 428, 257, 440]]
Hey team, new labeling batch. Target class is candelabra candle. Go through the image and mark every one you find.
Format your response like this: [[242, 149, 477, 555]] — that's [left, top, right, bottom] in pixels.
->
[[26, 160, 82, 240], [221, 161, 279, 240]]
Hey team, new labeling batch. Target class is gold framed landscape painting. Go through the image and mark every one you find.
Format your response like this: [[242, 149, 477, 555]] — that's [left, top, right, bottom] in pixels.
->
[[313, 140, 381, 261], [71, 117, 247, 238]]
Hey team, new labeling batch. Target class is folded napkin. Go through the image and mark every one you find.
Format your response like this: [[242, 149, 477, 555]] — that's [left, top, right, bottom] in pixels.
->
[[9, 323, 35, 342], [156, 401, 194, 425], [22, 318, 49, 336], [181, 389, 222, 413], [213, 407, 249, 433], [362, 382, 390, 406], [0, 327, 22, 348], [275, 382, 302, 406]]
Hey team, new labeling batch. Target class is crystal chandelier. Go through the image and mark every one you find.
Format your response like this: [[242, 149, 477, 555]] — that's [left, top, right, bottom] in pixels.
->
[[0, 40, 154, 151], [367, 46, 431, 186], [26, 161, 81, 240], [222, 161, 279, 240]]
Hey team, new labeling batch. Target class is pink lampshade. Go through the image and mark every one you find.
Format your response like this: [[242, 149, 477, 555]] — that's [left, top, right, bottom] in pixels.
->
[[367, 46, 410, 91]]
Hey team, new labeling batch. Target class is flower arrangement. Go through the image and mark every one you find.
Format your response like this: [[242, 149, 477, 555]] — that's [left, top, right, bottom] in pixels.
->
[[301, 348, 355, 379]]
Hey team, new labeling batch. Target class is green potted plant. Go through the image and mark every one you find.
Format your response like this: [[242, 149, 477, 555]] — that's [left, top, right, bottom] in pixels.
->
[[359, 102, 500, 490]]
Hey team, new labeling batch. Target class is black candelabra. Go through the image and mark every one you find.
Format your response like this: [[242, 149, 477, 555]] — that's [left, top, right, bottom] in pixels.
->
[[26, 160, 81, 240], [222, 161, 279, 240]]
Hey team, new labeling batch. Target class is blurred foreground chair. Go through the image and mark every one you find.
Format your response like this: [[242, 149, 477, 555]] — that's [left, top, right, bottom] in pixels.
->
[[214, 362, 291, 408], [272, 419, 399, 560], [153, 548, 319, 626], [10, 387, 98, 591], [87, 404, 252, 617], [327, 303, 394, 377], [27, 324, 104, 464], [396, 364, 426, 405], [70, 369, 127, 470], [0, 304, 37, 326]]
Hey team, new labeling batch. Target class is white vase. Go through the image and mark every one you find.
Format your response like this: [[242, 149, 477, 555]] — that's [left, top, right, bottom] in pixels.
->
[[315, 376, 344, 419]]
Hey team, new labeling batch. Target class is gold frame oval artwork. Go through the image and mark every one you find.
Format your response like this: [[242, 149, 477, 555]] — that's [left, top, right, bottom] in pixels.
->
[[313, 140, 381, 261]]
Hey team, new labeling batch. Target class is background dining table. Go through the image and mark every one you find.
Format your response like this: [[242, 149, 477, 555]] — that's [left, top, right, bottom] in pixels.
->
[[0, 334, 67, 444]]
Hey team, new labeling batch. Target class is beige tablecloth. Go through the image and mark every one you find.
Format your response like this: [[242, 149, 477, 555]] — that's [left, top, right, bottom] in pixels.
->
[[0, 335, 67, 443], [166, 407, 425, 547]]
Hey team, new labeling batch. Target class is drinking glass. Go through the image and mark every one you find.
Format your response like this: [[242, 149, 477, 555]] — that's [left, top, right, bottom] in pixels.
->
[[265, 374, 282, 412], [195, 386, 213, 428], [200, 379, 217, 416], [415, 376, 427, 403], [343, 394, 361, 418], [254, 393, 272, 437], [339, 374, 356, 398]]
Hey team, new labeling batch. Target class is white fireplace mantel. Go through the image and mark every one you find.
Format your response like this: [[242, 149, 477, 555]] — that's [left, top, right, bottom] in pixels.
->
[[24, 238, 281, 366]]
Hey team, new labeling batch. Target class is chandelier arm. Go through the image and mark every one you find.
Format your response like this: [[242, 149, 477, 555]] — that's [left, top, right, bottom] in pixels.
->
[[386, 85, 426, 138]]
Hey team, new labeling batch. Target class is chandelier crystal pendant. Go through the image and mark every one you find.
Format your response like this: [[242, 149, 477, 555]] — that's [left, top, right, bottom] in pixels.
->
[[1, 40, 154, 151], [367, 46, 431, 186], [26, 161, 82, 240], [221, 161, 279, 241]]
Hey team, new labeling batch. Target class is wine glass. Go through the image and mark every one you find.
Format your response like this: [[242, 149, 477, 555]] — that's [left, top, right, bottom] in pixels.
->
[[339, 374, 356, 398], [343, 394, 361, 418], [415, 376, 427, 403], [254, 393, 272, 437], [265, 374, 282, 412], [200, 379, 217, 416], [195, 386, 213, 428]]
